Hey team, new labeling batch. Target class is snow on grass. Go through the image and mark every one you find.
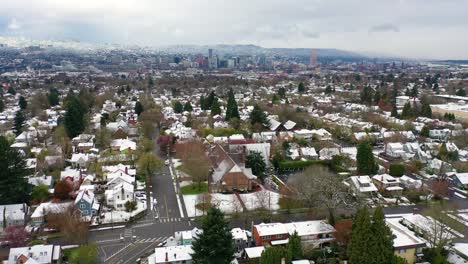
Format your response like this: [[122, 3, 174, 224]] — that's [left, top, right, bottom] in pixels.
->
[[211, 193, 242, 215], [183, 194, 204, 218], [239, 189, 280, 211]]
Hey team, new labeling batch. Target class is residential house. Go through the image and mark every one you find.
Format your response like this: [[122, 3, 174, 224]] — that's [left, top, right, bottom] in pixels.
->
[[300, 147, 318, 160], [345, 176, 378, 197], [452, 173, 468, 189], [209, 144, 258, 192], [74, 189, 100, 218], [8, 244, 62, 264], [148, 245, 193, 264], [243, 246, 265, 262], [31, 202, 73, 226], [319, 147, 340, 160], [385, 143, 405, 159], [253, 222, 289, 246], [372, 174, 403, 197], [283, 221, 335, 247], [386, 217, 427, 264], [110, 138, 137, 154], [0, 204, 29, 231], [253, 221, 335, 248], [105, 181, 134, 210], [28, 175, 54, 188]]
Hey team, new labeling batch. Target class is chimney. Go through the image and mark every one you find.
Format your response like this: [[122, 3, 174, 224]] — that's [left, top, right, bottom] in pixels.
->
[[165, 252, 168, 262], [125, 167, 128, 174], [174, 253, 177, 259]]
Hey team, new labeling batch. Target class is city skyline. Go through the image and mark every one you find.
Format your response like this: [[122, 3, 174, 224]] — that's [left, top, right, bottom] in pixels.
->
[[1, 0, 468, 60]]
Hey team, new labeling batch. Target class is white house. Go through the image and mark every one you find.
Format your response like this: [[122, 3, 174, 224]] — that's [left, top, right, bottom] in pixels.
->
[[148, 245, 193, 264], [345, 176, 378, 197], [105, 181, 134, 210], [385, 143, 405, 159], [8, 244, 62, 264]]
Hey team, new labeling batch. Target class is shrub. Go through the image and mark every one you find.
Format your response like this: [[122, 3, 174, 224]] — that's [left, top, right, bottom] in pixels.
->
[[389, 163, 405, 177]]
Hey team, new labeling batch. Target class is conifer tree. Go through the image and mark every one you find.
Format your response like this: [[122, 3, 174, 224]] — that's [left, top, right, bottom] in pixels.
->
[[348, 207, 372, 264], [260, 247, 291, 264], [369, 206, 395, 264], [184, 101, 193, 112], [191, 207, 235, 264], [356, 142, 378, 175], [249, 104, 269, 127], [134, 101, 144, 116], [14, 111, 25, 136], [18, 96, 27, 110], [420, 102, 432, 118], [0, 136, 29, 204], [210, 99, 221, 116], [64, 96, 87, 138], [225, 89, 239, 120], [288, 231, 302, 260], [401, 102, 413, 119], [172, 100, 184, 114], [298, 82, 306, 93]]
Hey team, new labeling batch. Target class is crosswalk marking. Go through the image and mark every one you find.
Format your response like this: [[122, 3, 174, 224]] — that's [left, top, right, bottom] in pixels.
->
[[134, 236, 170, 244], [158, 217, 181, 223]]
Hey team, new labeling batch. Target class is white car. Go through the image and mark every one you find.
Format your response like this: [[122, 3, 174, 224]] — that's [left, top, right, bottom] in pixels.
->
[[164, 160, 170, 166]]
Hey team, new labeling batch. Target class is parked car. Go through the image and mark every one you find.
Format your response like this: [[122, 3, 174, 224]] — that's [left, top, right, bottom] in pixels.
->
[[165, 160, 170, 166]]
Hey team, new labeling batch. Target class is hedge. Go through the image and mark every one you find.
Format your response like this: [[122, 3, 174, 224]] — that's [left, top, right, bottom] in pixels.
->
[[278, 160, 325, 170]]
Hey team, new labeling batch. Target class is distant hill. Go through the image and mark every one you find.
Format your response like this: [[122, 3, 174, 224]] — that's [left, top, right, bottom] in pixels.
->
[[158, 44, 367, 60]]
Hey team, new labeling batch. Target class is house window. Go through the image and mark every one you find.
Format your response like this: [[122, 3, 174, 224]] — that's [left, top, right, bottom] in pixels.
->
[[276, 234, 282, 239], [80, 204, 85, 209], [398, 249, 406, 254]]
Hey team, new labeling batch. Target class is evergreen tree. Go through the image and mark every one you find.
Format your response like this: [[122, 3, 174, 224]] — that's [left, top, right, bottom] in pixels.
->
[[405, 88, 411, 96], [184, 101, 193, 112], [420, 102, 432, 118], [225, 89, 239, 120], [249, 104, 268, 126], [48, 88, 60, 106], [0, 136, 29, 204], [288, 231, 302, 260], [173, 100, 184, 114], [356, 142, 378, 175], [373, 90, 381, 104], [401, 102, 413, 119], [199, 95, 206, 110], [0, 98, 4, 112], [348, 207, 372, 264], [210, 99, 221, 116], [14, 111, 25, 136], [411, 85, 418, 97], [456, 88, 466, 97], [64, 96, 86, 138], [278, 87, 286, 98], [325, 85, 333, 94], [260, 247, 291, 264], [191, 207, 235, 264], [433, 83, 440, 94], [18, 96, 27, 110], [205, 91, 216, 109], [246, 151, 266, 182], [420, 126, 430, 137], [361, 86, 374, 105], [134, 101, 144, 116], [391, 105, 399, 118], [370, 206, 395, 264], [7, 87, 16, 95], [298, 82, 306, 93]]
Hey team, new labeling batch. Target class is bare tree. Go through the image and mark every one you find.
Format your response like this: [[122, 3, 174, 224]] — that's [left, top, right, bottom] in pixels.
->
[[423, 202, 463, 250], [46, 206, 90, 244], [176, 141, 211, 190], [288, 165, 354, 225]]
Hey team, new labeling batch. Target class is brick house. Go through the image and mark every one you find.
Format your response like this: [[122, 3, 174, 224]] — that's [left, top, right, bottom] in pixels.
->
[[209, 144, 257, 193]]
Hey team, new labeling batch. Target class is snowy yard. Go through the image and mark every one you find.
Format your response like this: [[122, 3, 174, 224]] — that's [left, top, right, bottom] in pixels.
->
[[183, 193, 243, 217], [100, 200, 146, 224], [239, 189, 280, 211]]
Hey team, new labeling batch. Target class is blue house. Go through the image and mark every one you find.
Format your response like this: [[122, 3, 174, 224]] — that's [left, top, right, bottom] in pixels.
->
[[452, 173, 468, 189], [74, 190, 100, 218]]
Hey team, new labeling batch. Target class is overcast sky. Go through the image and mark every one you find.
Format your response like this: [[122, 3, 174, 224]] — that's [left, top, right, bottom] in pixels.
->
[[1, 0, 467, 59]]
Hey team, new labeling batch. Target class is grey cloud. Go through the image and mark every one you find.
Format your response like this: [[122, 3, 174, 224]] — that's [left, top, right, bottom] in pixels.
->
[[369, 23, 400, 33]]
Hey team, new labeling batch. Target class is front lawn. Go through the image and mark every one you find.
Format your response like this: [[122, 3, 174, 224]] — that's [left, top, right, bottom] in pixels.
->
[[180, 182, 208, 195]]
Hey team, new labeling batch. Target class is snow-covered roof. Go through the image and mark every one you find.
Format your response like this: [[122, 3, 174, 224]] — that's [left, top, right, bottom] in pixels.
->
[[386, 217, 427, 248], [153, 245, 193, 263], [8, 245, 61, 264], [283, 220, 335, 237], [254, 223, 288, 236], [244, 246, 265, 259], [455, 173, 468, 185]]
